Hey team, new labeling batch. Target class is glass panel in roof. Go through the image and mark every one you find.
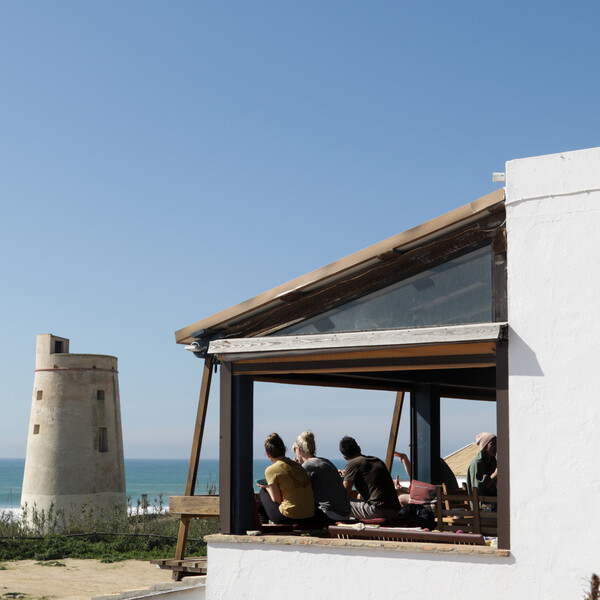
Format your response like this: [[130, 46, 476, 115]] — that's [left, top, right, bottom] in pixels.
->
[[277, 245, 493, 335]]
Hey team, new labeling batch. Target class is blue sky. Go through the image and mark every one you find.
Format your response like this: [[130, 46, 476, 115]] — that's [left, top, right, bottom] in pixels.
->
[[1, 1, 599, 461]]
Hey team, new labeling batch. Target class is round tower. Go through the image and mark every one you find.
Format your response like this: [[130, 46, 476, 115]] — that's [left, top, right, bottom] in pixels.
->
[[21, 334, 126, 524]]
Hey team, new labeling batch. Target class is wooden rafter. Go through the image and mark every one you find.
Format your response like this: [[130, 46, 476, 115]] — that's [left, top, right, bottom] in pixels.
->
[[385, 391, 404, 472]]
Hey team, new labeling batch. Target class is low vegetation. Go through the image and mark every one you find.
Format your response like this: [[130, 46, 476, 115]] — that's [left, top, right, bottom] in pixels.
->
[[585, 574, 599, 600], [0, 497, 218, 562]]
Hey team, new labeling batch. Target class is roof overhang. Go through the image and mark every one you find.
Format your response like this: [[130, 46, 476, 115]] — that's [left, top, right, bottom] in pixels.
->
[[175, 188, 505, 346], [206, 323, 507, 363], [202, 323, 506, 401]]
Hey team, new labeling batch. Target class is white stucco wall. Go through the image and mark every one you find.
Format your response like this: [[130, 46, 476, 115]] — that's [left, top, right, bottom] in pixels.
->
[[505, 146, 600, 596], [206, 539, 514, 600], [205, 146, 600, 599]]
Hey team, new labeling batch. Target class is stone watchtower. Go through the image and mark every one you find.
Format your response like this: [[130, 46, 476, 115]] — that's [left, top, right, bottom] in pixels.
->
[[21, 334, 126, 522]]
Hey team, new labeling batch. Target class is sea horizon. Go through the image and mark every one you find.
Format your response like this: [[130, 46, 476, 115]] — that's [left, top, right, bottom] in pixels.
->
[[1, 457, 409, 510]]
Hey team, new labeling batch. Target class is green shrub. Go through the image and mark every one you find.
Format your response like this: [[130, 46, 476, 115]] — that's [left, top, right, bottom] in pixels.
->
[[0, 500, 219, 561]]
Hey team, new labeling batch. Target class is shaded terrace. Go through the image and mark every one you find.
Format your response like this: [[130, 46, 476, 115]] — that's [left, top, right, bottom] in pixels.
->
[[166, 187, 509, 576]]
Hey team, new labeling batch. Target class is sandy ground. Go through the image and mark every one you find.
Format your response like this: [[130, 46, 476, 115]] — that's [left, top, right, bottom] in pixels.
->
[[0, 559, 176, 600]]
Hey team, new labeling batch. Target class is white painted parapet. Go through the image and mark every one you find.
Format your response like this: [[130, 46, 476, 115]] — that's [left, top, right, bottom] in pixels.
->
[[21, 334, 126, 524]]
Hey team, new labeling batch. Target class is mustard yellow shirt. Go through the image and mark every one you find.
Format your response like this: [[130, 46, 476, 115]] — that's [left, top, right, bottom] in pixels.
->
[[265, 457, 314, 519]]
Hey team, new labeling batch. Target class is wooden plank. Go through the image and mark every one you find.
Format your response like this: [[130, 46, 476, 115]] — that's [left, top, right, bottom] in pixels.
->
[[185, 358, 213, 496], [253, 374, 496, 401], [173, 357, 213, 579], [232, 354, 496, 376], [385, 392, 404, 472], [175, 189, 505, 344], [169, 495, 220, 516], [173, 516, 190, 580], [229, 340, 499, 364], [208, 323, 505, 359], [329, 525, 486, 546]]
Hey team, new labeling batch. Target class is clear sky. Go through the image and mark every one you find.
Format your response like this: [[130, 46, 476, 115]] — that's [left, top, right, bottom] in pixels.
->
[[1, 1, 599, 461]]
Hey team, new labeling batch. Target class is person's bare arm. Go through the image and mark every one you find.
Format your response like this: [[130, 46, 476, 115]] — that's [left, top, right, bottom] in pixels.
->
[[266, 482, 282, 504], [343, 479, 358, 498], [257, 481, 283, 504], [393, 451, 411, 478]]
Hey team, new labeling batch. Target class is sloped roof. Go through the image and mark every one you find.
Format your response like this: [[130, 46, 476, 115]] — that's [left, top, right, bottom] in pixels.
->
[[175, 188, 505, 346], [444, 442, 480, 477]]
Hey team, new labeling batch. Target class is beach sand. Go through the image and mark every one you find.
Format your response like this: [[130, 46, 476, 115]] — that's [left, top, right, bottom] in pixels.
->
[[0, 558, 176, 600]]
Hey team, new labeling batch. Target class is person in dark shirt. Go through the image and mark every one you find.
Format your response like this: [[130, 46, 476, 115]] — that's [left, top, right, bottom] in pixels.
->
[[466, 432, 497, 496], [339, 436, 400, 520]]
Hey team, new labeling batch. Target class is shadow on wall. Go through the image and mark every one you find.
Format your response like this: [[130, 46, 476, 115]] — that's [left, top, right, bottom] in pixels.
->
[[508, 327, 544, 377]]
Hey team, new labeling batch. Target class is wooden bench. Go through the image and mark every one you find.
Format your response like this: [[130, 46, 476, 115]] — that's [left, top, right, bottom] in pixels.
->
[[329, 525, 486, 545], [168, 495, 220, 518], [435, 485, 497, 537], [161, 495, 219, 580], [150, 556, 208, 576]]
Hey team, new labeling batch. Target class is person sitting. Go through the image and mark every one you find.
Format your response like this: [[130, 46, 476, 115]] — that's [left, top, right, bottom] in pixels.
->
[[466, 432, 497, 496], [339, 435, 400, 520], [257, 432, 315, 524], [293, 431, 350, 521]]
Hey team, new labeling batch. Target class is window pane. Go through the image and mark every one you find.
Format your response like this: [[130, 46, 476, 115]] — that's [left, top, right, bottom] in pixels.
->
[[279, 245, 493, 335], [98, 427, 108, 453]]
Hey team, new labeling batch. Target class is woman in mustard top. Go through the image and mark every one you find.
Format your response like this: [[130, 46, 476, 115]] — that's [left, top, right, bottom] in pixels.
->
[[256, 433, 315, 524]]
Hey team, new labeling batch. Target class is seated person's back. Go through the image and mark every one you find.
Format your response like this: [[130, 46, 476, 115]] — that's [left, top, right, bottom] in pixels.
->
[[345, 454, 400, 510]]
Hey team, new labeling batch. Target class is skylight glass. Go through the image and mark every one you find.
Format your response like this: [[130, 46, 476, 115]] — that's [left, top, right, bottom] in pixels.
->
[[278, 245, 493, 335]]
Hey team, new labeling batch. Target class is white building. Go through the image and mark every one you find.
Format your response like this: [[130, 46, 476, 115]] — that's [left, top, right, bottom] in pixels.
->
[[171, 146, 600, 599]]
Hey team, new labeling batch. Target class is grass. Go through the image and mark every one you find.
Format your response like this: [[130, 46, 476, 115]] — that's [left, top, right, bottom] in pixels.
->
[[0, 498, 219, 562]]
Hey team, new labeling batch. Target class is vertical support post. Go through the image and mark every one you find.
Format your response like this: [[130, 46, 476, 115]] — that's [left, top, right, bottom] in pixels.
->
[[231, 375, 254, 534], [385, 391, 405, 472], [219, 362, 233, 533], [173, 357, 213, 580], [410, 384, 440, 484], [496, 336, 510, 549], [220, 364, 254, 534]]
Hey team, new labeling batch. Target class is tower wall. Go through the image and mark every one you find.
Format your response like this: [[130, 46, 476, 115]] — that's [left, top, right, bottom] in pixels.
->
[[21, 334, 126, 523]]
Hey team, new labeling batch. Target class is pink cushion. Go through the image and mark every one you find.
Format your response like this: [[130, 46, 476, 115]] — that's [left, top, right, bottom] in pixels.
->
[[408, 480, 437, 505]]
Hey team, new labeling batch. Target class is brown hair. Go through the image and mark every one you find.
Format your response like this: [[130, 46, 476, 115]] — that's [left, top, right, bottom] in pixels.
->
[[265, 433, 286, 458]]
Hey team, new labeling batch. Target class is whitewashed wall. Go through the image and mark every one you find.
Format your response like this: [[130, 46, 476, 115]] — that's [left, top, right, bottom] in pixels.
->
[[505, 146, 600, 597], [206, 146, 600, 600], [206, 541, 514, 600]]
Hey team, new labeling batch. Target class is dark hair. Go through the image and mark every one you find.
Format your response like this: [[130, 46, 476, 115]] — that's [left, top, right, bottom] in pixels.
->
[[339, 436, 361, 458], [265, 433, 286, 459]]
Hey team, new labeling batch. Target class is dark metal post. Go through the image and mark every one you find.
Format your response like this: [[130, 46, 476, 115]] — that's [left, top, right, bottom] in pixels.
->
[[219, 363, 233, 533], [231, 374, 254, 534], [219, 364, 254, 535], [411, 384, 440, 484], [496, 337, 510, 549]]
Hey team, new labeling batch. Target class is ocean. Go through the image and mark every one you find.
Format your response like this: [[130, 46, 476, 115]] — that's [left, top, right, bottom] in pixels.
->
[[0, 457, 408, 510]]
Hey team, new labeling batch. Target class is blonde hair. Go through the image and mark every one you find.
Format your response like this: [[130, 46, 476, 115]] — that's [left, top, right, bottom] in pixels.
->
[[295, 431, 316, 456]]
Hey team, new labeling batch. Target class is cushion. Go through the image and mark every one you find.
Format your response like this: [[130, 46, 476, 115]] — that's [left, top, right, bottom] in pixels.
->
[[408, 480, 437, 505]]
